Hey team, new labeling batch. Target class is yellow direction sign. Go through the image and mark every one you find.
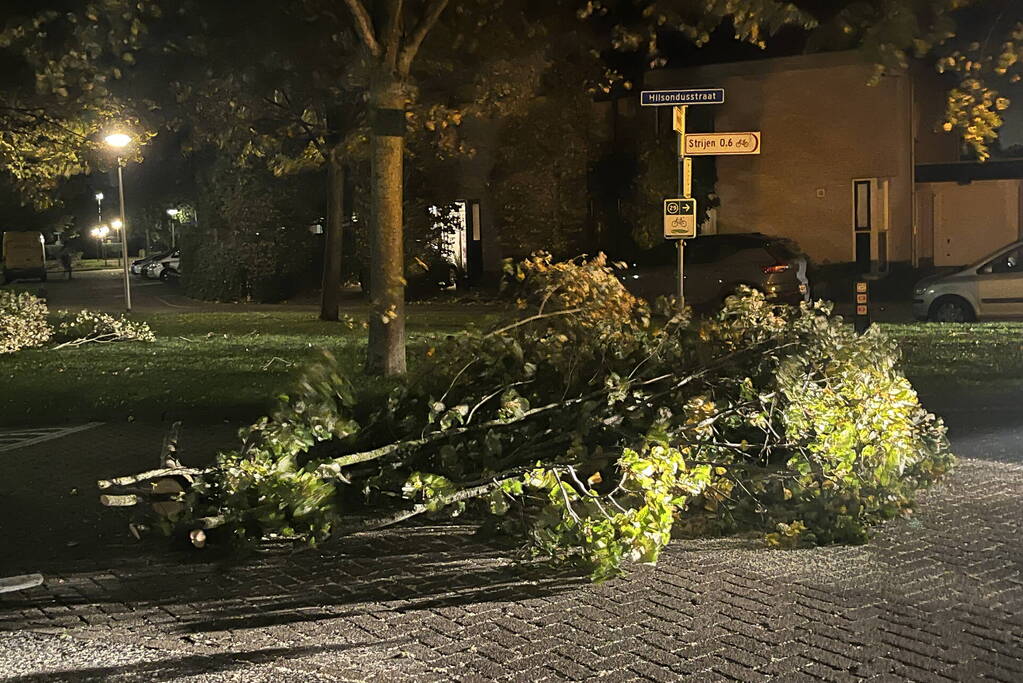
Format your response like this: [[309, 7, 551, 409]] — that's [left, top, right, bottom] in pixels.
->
[[683, 157, 693, 197], [684, 132, 761, 156], [664, 199, 697, 239]]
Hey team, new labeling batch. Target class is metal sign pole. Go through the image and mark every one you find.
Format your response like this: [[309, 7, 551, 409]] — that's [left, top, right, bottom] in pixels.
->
[[675, 105, 687, 306], [117, 160, 132, 312]]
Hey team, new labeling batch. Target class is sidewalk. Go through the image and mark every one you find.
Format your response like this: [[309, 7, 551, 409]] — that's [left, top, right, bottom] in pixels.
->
[[1, 398, 1021, 680]]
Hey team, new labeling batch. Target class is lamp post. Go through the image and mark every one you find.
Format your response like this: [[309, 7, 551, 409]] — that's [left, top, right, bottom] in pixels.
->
[[166, 208, 179, 248], [105, 133, 132, 312], [111, 218, 124, 267], [90, 225, 109, 264], [94, 193, 106, 264]]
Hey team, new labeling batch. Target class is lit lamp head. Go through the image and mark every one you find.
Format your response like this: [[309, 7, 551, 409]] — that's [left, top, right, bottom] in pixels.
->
[[111, 218, 123, 230], [95, 192, 104, 202], [166, 208, 180, 217], [104, 133, 132, 148]]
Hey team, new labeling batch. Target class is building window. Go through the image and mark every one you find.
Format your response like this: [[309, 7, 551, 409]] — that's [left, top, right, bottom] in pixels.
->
[[854, 180, 871, 231]]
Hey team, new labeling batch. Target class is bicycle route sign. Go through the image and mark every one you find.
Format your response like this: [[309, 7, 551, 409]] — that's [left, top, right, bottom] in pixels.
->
[[684, 132, 762, 156], [663, 198, 697, 239]]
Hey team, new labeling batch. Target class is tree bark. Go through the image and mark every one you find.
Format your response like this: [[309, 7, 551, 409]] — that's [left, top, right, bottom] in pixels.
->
[[366, 76, 407, 375], [320, 145, 346, 322]]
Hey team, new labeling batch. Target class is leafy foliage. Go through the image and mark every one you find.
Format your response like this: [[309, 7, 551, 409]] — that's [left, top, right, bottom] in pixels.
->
[[52, 310, 155, 347], [0, 291, 153, 353], [184, 158, 320, 303], [0, 291, 51, 354], [804, 0, 1023, 160], [116, 255, 951, 581], [621, 134, 718, 248], [0, 4, 157, 207]]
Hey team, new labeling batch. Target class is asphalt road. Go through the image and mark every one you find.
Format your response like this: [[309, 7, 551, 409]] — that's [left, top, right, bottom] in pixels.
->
[[6, 268, 326, 314], [10, 268, 919, 321]]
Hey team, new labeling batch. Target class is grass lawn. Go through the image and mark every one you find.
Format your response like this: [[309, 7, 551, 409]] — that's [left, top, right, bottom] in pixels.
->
[[1, 308, 505, 426], [3, 306, 1019, 427], [46, 258, 120, 273], [883, 322, 1023, 389]]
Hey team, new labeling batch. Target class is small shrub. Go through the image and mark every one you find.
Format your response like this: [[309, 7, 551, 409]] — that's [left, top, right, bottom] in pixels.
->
[[0, 291, 52, 354]]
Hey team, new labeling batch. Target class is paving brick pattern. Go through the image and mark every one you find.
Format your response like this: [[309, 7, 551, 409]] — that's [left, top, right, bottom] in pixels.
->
[[1, 421, 1022, 681]]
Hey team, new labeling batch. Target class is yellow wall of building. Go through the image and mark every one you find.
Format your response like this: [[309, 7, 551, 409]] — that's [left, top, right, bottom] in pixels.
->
[[917, 180, 1023, 266]]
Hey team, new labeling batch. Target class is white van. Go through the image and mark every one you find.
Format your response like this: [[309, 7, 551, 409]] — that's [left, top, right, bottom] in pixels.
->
[[2, 231, 47, 283]]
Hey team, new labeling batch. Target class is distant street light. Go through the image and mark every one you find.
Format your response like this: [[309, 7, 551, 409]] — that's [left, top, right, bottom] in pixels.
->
[[110, 218, 125, 267], [94, 192, 104, 228], [91, 225, 110, 265], [104, 132, 133, 311], [166, 208, 180, 247]]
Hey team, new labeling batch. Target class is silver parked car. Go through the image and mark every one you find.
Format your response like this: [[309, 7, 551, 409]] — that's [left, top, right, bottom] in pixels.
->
[[913, 240, 1023, 322], [143, 250, 180, 280], [621, 233, 810, 307]]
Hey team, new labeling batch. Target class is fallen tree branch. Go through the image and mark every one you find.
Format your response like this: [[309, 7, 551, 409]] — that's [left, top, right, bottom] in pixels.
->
[[0, 574, 43, 594], [98, 466, 206, 490], [334, 481, 498, 535], [485, 308, 583, 338]]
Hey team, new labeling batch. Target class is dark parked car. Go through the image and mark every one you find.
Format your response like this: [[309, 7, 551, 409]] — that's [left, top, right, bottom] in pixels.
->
[[621, 233, 810, 307]]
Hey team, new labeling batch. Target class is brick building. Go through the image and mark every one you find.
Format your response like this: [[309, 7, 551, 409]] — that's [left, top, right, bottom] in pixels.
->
[[634, 51, 1022, 271]]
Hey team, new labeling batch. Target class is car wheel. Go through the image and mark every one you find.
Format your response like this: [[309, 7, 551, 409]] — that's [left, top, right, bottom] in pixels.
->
[[159, 268, 170, 281], [928, 296, 974, 323]]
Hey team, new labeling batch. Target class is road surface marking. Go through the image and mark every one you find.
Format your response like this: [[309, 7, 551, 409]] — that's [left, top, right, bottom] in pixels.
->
[[0, 423, 103, 453]]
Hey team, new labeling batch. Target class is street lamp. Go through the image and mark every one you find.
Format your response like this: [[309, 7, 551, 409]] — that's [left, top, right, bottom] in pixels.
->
[[105, 132, 132, 312], [90, 225, 110, 265], [95, 192, 104, 226], [166, 208, 180, 247], [110, 218, 124, 267]]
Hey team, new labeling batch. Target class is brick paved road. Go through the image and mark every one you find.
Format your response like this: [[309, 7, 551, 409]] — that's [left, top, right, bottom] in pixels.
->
[[1, 398, 1021, 681]]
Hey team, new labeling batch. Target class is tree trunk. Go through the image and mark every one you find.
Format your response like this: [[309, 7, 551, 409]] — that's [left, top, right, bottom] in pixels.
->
[[320, 146, 345, 322], [366, 76, 407, 376]]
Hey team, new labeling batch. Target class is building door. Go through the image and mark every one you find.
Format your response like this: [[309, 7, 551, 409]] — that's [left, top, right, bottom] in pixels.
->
[[852, 179, 890, 273], [853, 180, 872, 270], [465, 200, 483, 283]]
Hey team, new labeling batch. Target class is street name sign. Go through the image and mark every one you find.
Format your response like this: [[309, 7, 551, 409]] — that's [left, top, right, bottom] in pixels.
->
[[641, 88, 725, 107], [684, 132, 761, 156], [664, 199, 697, 239]]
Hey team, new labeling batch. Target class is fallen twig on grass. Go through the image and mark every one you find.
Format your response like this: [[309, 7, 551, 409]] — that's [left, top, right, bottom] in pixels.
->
[[262, 356, 294, 371]]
